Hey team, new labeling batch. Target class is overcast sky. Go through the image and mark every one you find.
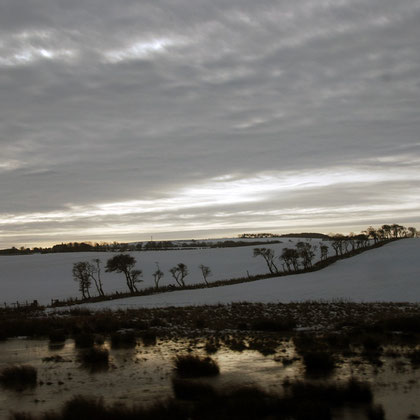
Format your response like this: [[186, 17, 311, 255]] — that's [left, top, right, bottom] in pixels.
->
[[1, 0, 420, 248]]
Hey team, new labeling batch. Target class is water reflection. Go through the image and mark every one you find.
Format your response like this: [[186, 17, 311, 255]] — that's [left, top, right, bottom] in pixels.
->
[[0, 337, 419, 419]]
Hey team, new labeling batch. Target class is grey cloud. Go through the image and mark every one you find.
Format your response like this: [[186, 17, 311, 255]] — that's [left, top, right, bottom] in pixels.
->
[[1, 0, 420, 246]]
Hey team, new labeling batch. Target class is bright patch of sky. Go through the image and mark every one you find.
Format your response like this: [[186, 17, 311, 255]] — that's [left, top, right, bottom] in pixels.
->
[[1, 164, 419, 247], [104, 38, 178, 63]]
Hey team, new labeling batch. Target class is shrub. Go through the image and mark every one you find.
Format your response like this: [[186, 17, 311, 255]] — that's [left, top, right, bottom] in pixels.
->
[[302, 351, 336, 376], [78, 347, 109, 370], [362, 336, 382, 353], [140, 330, 157, 346], [111, 331, 137, 348], [226, 338, 247, 352], [377, 316, 420, 333], [174, 355, 220, 378], [49, 329, 67, 343], [248, 337, 278, 356], [0, 365, 37, 390], [204, 340, 220, 354], [74, 333, 94, 349], [408, 349, 420, 367]]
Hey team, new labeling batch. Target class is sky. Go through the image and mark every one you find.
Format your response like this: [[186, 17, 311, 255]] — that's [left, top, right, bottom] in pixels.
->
[[1, 0, 420, 248]]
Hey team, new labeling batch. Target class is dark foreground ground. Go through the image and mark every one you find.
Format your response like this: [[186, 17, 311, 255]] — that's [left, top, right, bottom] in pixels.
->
[[1, 302, 420, 420]]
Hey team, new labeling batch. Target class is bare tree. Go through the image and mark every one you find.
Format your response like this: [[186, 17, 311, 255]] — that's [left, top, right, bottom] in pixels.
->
[[391, 224, 405, 238], [199, 264, 212, 285], [331, 234, 345, 256], [296, 242, 316, 269], [253, 248, 279, 274], [130, 269, 143, 290], [281, 248, 300, 272], [381, 224, 392, 239], [169, 263, 189, 287], [408, 227, 418, 238], [105, 254, 142, 293], [152, 262, 164, 289], [354, 233, 369, 248], [90, 258, 105, 296], [365, 226, 379, 244], [376, 228, 386, 241], [72, 262, 92, 299], [320, 244, 329, 261]]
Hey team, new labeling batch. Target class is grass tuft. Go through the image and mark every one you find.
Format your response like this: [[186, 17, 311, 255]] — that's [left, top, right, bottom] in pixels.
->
[[48, 329, 67, 343], [0, 365, 37, 391], [110, 331, 137, 348], [74, 332, 95, 349], [302, 351, 336, 376], [78, 347, 109, 371], [174, 355, 220, 378]]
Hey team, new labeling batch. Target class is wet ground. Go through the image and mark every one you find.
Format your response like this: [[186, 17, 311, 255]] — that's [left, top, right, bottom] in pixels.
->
[[1, 336, 419, 420]]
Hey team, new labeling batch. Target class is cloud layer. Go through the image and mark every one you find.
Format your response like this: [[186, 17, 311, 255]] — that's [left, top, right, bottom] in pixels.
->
[[1, 0, 420, 247]]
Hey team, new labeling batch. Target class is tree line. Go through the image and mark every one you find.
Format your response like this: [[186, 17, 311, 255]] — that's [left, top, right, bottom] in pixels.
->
[[3, 223, 416, 256], [0, 239, 282, 256], [254, 224, 417, 274], [72, 254, 212, 299]]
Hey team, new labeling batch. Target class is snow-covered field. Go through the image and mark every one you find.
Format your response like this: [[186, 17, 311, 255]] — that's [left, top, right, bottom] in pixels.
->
[[1, 238, 417, 308], [0, 237, 321, 305], [64, 239, 420, 310]]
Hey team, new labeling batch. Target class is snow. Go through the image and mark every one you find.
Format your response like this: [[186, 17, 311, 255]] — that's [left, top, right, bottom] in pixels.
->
[[59, 239, 420, 310], [0, 237, 322, 305], [2, 238, 417, 308]]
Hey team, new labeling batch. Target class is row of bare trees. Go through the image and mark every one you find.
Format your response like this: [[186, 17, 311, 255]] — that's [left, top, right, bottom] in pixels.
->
[[254, 241, 320, 274], [72, 223, 416, 298], [72, 254, 212, 299], [254, 224, 417, 274], [364, 224, 417, 241]]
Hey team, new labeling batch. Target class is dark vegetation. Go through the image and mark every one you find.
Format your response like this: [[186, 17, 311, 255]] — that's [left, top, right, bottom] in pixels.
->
[[105, 254, 142, 293], [2, 301, 419, 419], [48, 329, 67, 343], [74, 333, 95, 349], [3, 223, 414, 259], [1, 301, 420, 342], [0, 239, 282, 255], [255, 223, 417, 275], [174, 355, 220, 377], [110, 330, 137, 348], [78, 347, 109, 370], [10, 378, 381, 420], [301, 351, 336, 376], [0, 365, 37, 391], [281, 232, 331, 239], [251, 318, 296, 332]]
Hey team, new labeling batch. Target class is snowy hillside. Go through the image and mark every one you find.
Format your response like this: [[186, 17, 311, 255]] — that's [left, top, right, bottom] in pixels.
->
[[67, 239, 420, 310], [0, 237, 323, 305]]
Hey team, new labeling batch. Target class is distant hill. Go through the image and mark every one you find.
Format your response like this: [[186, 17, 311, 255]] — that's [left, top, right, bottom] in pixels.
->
[[239, 232, 330, 239], [280, 233, 331, 239]]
